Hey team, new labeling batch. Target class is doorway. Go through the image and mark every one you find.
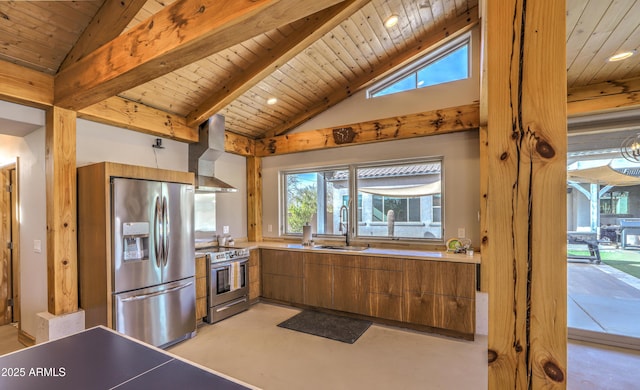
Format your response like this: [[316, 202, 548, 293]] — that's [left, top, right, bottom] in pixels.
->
[[0, 162, 20, 328], [567, 129, 640, 349]]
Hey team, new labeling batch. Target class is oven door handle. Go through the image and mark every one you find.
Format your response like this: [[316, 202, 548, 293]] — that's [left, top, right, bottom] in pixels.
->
[[211, 259, 248, 269]]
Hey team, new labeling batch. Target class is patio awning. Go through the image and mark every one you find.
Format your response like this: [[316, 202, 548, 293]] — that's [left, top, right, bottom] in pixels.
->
[[568, 165, 640, 186], [359, 181, 441, 197]]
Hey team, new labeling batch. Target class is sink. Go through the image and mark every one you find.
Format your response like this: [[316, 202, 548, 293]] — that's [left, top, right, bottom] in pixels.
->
[[316, 245, 368, 251]]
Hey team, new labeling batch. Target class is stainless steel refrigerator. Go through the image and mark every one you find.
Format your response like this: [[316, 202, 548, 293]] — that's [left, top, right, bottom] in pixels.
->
[[111, 177, 196, 348]]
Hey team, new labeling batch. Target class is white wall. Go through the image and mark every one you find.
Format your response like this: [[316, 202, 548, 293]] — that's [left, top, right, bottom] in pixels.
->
[[0, 129, 49, 339], [77, 120, 248, 239], [210, 152, 248, 240], [0, 102, 48, 339], [76, 119, 188, 170]]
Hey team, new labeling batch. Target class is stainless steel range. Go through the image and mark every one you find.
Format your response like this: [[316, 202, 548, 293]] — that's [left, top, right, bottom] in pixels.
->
[[198, 247, 250, 324]]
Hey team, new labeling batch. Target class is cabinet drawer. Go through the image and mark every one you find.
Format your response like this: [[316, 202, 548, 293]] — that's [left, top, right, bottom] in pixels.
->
[[304, 262, 332, 308], [261, 249, 303, 277], [404, 291, 475, 334], [404, 260, 475, 298], [262, 274, 303, 304], [361, 268, 403, 297], [364, 293, 403, 322]]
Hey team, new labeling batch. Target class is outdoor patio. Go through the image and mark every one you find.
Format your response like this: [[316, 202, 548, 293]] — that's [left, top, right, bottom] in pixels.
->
[[568, 245, 640, 344]]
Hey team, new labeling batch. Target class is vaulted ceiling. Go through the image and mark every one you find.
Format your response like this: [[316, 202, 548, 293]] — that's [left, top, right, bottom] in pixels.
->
[[0, 0, 639, 141]]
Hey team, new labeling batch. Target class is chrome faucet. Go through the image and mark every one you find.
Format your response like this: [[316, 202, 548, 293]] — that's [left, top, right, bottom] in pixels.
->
[[339, 204, 349, 246]]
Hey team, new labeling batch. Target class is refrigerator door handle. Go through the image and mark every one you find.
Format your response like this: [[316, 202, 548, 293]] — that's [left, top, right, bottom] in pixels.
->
[[119, 281, 194, 302], [162, 195, 169, 267], [154, 196, 163, 268]]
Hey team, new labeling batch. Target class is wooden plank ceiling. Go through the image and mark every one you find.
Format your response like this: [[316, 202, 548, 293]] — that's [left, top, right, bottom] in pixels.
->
[[0, 0, 639, 139]]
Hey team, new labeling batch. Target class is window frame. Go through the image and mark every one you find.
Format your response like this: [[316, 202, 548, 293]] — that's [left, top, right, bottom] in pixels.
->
[[367, 33, 471, 99], [352, 157, 444, 243], [280, 165, 350, 238], [280, 157, 445, 244]]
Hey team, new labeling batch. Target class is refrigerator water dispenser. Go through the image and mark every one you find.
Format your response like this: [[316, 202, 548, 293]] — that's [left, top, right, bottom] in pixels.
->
[[122, 222, 149, 261]]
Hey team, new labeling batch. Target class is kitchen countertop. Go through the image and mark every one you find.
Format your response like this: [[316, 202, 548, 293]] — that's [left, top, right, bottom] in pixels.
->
[[229, 241, 480, 264]]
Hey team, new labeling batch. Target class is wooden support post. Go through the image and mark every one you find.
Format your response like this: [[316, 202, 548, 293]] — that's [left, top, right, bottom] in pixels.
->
[[482, 0, 567, 388], [45, 107, 78, 315], [246, 156, 263, 242]]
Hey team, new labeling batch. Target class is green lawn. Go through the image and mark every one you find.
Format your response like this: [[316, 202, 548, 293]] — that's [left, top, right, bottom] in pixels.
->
[[568, 246, 640, 279]]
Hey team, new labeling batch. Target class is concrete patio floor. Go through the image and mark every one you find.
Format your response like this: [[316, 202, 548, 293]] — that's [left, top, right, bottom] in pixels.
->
[[568, 260, 640, 346]]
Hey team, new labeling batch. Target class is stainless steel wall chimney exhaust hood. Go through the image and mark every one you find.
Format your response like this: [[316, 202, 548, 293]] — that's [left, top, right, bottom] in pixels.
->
[[188, 114, 238, 193]]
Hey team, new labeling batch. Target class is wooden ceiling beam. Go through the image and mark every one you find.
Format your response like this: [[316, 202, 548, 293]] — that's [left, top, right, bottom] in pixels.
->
[[78, 96, 257, 154], [78, 96, 198, 142], [54, 0, 347, 111], [261, 7, 479, 138], [254, 103, 479, 156], [0, 59, 53, 108], [59, 0, 148, 71], [567, 76, 640, 117], [185, 0, 370, 128], [225, 130, 255, 157]]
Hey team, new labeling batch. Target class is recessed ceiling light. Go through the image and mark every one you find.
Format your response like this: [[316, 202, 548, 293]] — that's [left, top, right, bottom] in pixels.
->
[[384, 14, 399, 29], [267, 97, 277, 105], [608, 51, 635, 62]]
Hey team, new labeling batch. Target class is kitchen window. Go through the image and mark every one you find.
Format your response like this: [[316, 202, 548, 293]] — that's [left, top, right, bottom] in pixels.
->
[[283, 168, 349, 235], [355, 159, 443, 240], [282, 158, 443, 241]]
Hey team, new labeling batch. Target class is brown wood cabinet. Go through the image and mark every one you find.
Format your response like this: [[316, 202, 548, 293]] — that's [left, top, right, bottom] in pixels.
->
[[259, 248, 476, 338], [403, 260, 475, 335], [332, 256, 403, 321], [303, 253, 333, 309], [195, 255, 207, 322], [261, 249, 304, 304], [248, 249, 261, 301]]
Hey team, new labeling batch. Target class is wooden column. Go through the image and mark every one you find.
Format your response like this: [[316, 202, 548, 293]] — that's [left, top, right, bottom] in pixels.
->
[[45, 107, 78, 315], [247, 156, 263, 242], [482, 0, 567, 388]]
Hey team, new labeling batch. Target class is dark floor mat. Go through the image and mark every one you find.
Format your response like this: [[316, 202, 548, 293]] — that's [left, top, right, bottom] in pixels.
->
[[277, 310, 372, 344]]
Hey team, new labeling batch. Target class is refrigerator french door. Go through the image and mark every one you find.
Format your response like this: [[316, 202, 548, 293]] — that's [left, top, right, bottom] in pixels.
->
[[111, 177, 195, 348]]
